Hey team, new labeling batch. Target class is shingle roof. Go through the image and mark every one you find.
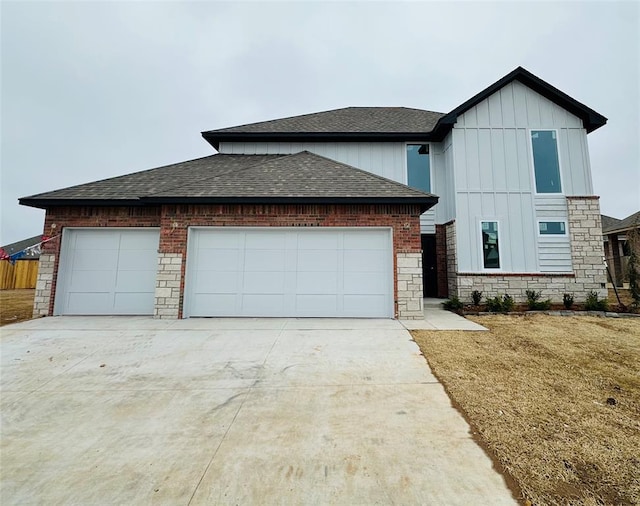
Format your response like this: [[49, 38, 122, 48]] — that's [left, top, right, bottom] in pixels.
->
[[206, 107, 445, 134], [0, 235, 43, 258], [602, 211, 640, 234], [20, 155, 281, 202], [202, 107, 445, 149], [20, 152, 438, 210], [601, 215, 623, 234], [202, 67, 607, 150]]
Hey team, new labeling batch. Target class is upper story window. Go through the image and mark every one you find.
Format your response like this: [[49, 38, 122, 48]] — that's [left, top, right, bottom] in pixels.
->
[[531, 130, 562, 193], [406, 144, 431, 193]]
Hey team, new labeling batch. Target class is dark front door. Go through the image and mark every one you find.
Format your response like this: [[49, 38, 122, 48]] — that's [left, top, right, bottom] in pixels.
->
[[421, 235, 438, 297]]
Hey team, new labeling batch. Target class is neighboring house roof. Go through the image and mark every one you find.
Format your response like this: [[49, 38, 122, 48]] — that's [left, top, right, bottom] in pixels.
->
[[0, 235, 42, 259], [602, 211, 640, 235], [202, 66, 607, 149], [20, 152, 438, 211]]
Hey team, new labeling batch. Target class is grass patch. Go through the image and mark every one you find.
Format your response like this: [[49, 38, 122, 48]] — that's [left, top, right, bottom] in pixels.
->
[[0, 289, 35, 326], [412, 314, 640, 506]]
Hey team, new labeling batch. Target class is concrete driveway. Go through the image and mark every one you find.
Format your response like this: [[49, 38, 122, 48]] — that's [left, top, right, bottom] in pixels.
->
[[1, 317, 516, 505]]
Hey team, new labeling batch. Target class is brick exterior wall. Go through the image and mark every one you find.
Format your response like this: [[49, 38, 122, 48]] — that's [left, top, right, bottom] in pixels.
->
[[445, 221, 458, 298], [396, 253, 424, 319], [435, 224, 448, 298], [34, 203, 423, 319], [447, 197, 608, 304]]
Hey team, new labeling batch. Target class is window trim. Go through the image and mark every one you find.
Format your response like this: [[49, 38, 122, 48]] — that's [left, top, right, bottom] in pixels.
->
[[537, 219, 569, 237], [404, 142, 432, 193], [479, 219, 502, 271], [529, 129, 564, 196]]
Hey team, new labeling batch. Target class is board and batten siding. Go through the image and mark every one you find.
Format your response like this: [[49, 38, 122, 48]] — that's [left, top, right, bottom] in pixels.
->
[[219, 140, 446, 235], [452, 80, 590, 273]]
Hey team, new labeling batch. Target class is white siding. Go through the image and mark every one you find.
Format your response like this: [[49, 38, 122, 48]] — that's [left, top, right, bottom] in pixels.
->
[[219, 141, 408, 183], [535, 197, 572, 272], [453, 81, 592, 273]]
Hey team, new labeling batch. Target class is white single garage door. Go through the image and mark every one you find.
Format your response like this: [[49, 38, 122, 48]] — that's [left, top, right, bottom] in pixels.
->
[[54, 228, 160, 315], [184, 228, 393, 318]]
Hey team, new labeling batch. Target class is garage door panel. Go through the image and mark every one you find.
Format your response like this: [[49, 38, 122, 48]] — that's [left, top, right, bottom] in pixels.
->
[[344, 231, 387, 249], [296, 295, 338, 314], [193, 271, 239, 294], [344, 250, 386, 272], [113, 292, 154, 314], [66, 292, 112, 314], [72, 250, 117, 270], [117, 250, 158, 271], [297, 251, 338, 271], [69, 269, 114, 291], [185, 228, 392, 318], [244, 249, 285, 271], [56, 229, 159, 315], [119, 231, 158, 249], [296, 272, 338, 294], [344, 272, 386, 294], [74, 232, 119, 249], [197, 232, 241, 249], [115, 270, 157, 291], [245, 231, 287, 249], [242, 294, 284, 314], [243, 272, 285, 293], [297, 234, 339, 250], [196, 250, 240, 271], [343, 295, 387, 316], [190, 294, 237, 316]]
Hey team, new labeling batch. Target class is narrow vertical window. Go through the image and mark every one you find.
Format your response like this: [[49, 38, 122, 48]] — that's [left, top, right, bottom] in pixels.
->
[[531, 130, 562, 193], [406, 144, 430, 192], [481, 221, 500, 269]]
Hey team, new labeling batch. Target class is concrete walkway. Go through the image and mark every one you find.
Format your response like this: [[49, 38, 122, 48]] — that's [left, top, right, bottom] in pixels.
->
[[1, 316, 513, 505], [401, 298, 488, 331]]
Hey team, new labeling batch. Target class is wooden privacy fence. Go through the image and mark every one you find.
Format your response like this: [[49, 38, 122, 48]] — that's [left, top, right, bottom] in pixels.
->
[[0, 259, 39, 289]]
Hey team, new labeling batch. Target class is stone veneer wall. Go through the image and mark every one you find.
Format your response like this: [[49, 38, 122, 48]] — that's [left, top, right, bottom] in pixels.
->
[[445, 221, 458, 299], [566, 197, 608, 299], [33, 254, 56, 317], [154, 253, 183, 319], [396, 252, 424, 319], [451, 197, 607, 304]]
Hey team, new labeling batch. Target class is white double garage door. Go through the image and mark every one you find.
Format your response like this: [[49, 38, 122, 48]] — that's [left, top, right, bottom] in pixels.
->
[[55, 228, 394, 318]]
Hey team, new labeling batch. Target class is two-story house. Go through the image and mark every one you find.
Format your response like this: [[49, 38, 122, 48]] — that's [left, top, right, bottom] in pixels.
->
[[21, 67, 608, 320]]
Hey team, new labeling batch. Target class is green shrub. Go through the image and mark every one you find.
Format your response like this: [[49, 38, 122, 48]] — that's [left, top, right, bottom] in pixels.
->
[[584, 291, 608, 311], [442, 296, 463, 311], [471, 290, 483, 306], [485, 294, 515, 313], [563, 293, 574, 310], [485, 296, 502, 312], [502, 294, 515, 312], [525, 290, 552, 310]]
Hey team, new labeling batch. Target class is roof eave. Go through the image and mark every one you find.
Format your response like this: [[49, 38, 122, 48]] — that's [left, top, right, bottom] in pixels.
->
[[141, 195, 439, 212], [18, 198, 146, 210], [429, 66, 607, 139], [202, 131, 437, 150]]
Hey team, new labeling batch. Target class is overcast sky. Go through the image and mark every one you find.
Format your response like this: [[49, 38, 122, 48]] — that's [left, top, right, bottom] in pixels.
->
[[1, 0, 638, 245]]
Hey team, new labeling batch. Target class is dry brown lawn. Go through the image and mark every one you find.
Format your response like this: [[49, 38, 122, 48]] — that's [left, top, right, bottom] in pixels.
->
[[412, 315, 640, 506], [0, 289, 35, 326]]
